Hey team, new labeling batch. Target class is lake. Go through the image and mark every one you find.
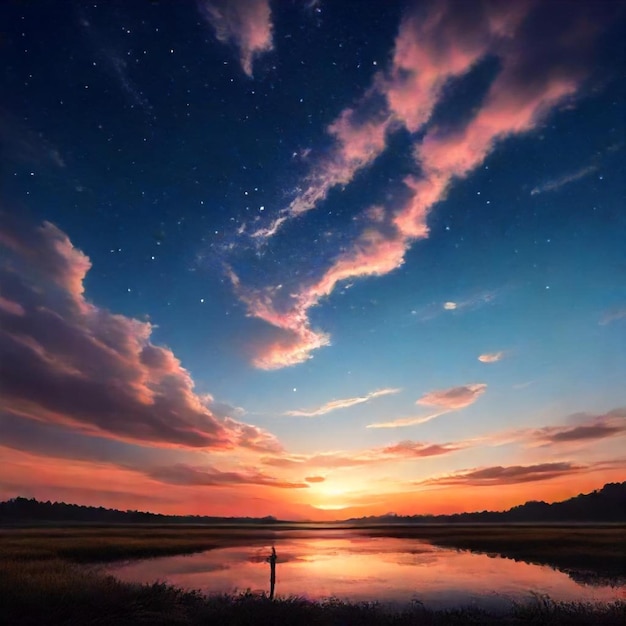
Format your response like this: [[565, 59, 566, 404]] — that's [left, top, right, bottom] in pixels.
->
[[107, 530, 624, 610]]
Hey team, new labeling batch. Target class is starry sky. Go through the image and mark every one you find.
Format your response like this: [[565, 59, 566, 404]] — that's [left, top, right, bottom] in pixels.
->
[[1, 0, 625, 520]]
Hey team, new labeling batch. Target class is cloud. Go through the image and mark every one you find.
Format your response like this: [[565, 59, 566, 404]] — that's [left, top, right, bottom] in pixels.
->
[[77, 13, 151, 111], [419, 462, 585, 487], [443, 302, 457, 310], [0, 413, 303, 492], [530, 164, 598, 195], [232, 1, 615, 369], [478, 352, 504, 363], [382, 440, 470, 457], [0, 215, 281, 453], [482, 408, 626, 449], [262, 436, 470, 471], [146, 463, 309, 489], [367, 383, 487, 429], [599, 307, 626, 326], [285, 387, 401, 417], [527, 409, 626, 447], [200, 0, 273, 77], [252, 0, 531, 239], [366, 411, 446, 429], [417, 384, 487, 410], [305, 476, 326, 484], [0, 111, 66, 169]]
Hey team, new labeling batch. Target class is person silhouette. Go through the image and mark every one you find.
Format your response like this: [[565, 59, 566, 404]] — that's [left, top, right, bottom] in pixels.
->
[[266, 546, 277, 599]]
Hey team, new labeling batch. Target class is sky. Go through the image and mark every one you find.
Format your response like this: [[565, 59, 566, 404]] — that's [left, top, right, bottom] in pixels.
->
[[0, 0, 625, 521]]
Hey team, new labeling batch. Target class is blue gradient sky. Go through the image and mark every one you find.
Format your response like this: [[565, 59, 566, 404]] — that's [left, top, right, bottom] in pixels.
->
[[0, 0, 624, 518]]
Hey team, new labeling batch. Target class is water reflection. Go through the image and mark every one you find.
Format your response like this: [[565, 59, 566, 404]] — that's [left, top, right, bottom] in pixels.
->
[[108, 532, 624, 609]]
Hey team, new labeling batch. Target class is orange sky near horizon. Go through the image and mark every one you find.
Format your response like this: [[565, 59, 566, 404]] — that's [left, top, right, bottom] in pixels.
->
[[2, 444, 624, 521]]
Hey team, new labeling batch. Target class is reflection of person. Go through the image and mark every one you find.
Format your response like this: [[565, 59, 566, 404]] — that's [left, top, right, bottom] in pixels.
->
[[266, 546, 277, 599]]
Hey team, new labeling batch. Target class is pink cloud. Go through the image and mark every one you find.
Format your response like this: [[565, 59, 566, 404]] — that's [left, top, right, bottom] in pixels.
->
[[252, 106, 392, 239], [0, 215, 280, 453], [200, 0, 273, 77], [253, 1, 532, 239], [383, 0, 529, 132], [417, 384, 487, 410], [235, 1, 613, 369]]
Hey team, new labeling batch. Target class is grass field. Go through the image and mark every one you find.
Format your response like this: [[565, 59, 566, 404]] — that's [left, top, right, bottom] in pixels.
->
[[1, 524, 624, 625]]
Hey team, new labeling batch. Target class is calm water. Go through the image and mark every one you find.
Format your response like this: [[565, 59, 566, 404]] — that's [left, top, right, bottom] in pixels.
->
[[108, 531, 624, 610]]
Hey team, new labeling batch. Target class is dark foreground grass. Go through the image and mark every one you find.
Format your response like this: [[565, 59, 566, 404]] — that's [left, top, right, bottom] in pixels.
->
[[1, 558, 625, 626]]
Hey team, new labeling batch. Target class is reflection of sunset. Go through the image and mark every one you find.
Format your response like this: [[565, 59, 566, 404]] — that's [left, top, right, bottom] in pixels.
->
[[110, 534, 623, 608]]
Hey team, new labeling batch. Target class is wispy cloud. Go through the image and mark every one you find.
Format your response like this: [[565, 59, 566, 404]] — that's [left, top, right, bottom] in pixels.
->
[[230, 1, 616, 369], [478, 352, 504, 363], [417, 384, 487, 410], [368, 383, 487, 429], [251, 1, 530, 240], [530, 164, 598, 195], [0, 215, 281, 453], [366, 410, 446, 429], [285, 387, 401, 417], [78, 13, 151, 111], [0, 111, 66, 169], [200, 0, 273, 77], [382, 440, 471, 458], [484, 409, 626, 448], [599, 307, 626, 326], [262, 436, 470, 471], [418, 462, 585, 487]]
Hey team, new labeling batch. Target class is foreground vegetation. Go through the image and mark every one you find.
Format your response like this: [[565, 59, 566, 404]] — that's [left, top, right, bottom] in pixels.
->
[[1, 525, 624, 624]]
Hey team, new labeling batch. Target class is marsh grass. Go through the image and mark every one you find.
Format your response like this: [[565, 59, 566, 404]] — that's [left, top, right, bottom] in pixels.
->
[[1, 525, 624, 624]]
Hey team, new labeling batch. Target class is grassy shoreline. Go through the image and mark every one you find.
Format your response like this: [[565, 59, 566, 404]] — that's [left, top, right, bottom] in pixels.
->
[[1, 524, 624, 624]]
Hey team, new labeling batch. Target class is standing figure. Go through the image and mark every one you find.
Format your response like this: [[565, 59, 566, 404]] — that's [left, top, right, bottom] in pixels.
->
[[266, 546, 277, 599]]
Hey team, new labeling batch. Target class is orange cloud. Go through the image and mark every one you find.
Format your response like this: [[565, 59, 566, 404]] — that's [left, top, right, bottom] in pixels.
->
[[285, 387, 401, 417], [478, 352, 504, 363], [305, 476, 325, 484], [200, 0, 273, 77], [0, 215, 280, 452]]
